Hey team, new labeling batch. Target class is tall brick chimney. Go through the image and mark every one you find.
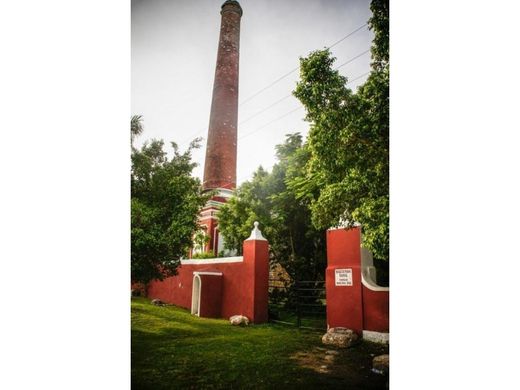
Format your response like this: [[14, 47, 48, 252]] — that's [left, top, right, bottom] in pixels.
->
[[202, 0, 242, 191], [194, 1, 243, 257]]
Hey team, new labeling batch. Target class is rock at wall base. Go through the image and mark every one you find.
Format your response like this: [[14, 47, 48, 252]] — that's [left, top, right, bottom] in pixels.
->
[[372, 354, 389, 375], [321, 327, 359, 348], [229, 315, 249, 326]]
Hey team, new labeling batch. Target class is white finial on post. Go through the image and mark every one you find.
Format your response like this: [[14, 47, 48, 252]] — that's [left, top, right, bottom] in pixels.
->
[[246, 221, 267, 241]]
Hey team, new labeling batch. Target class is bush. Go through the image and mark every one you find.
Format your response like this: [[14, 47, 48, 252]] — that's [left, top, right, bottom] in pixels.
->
[[192, 251, 216, 259]]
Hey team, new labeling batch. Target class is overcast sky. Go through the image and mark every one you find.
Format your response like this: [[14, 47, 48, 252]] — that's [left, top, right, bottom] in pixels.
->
[[132, 0, 373, 185]]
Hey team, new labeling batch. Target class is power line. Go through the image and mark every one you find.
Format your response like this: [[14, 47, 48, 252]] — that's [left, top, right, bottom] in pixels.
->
[[180, 44, 370, 147], [239, 67, 299, 106], [347, 71, 371, 84], [336, 49, 370, 69], [238, 106, 303, 140], [239, 23, 368, 106], [181, 68, 370, 149], [237, 69, 372, 142], [327, 23, 368, 49], [238, 93, 293, 126], [233, 71, 370, 183], [237, 50, 371, 127]]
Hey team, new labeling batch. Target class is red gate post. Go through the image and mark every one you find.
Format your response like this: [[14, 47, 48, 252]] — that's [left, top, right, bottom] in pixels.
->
[[325, 226, 364, 334], [242, 222, 269, 324]]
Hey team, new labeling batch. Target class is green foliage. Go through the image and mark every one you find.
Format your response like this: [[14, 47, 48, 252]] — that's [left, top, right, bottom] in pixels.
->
[[369, 0, 389, 70], [291, 0, 389, 262], [217, 167, 269, 256], [131, 116, 209, 284], [218, 134, 327, 281], [192, 229, 210, 253], [191, 251, 216, 259]]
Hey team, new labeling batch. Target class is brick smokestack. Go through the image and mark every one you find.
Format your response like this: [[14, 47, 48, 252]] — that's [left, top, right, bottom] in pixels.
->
[[203, 0, 242, 191]]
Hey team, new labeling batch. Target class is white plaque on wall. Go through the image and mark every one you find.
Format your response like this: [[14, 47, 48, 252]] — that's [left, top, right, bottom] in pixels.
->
[[335, 269, 353, 286]]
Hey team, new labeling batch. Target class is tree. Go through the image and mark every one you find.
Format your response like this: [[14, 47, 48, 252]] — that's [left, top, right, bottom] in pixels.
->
[[131, 116, 209, 284], [218, 134, 327, 281], [193, 229, 210, 253], [131, 115, 144, 145], [217, 167, 270, 256], [291, 0, 389, 263]]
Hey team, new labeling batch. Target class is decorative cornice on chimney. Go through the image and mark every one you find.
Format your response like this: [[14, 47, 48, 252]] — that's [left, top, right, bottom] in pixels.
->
[[221, 0, 243, 16]]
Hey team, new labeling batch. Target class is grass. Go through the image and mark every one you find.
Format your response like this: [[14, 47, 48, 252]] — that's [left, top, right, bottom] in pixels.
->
[[132, 297, 388, 390]]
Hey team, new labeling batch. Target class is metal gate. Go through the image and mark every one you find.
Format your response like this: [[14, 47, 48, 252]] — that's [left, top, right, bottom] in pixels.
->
[[268, 279, 326, 330]]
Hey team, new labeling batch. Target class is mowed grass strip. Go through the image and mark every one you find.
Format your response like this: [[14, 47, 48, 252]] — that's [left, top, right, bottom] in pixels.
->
[[131, 297, 388, 390]]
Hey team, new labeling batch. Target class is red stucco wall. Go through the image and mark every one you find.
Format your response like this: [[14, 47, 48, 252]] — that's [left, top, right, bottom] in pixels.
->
[[326, 228, 364, 333], [362, 287, 389, 332], [325, 226, 389, 334], [244, 239, 269, 323], [147, 237, 269, 323]]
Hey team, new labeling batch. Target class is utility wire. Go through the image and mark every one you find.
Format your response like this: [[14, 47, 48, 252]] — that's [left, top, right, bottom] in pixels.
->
[[182, 68, 370, 148], [237, 52, 371, 129], [180, 37, 370, 147], [238, 106, 303, 140], [239, 23, 368, 106], [237, 69, 371, 141], [347, 71, 371, 84], [336, 49, 370, 69], [202, 70, 371, 186], [238, 93, 293, 126], [239, 68, 299, 106], [327, 23, 368, 49]]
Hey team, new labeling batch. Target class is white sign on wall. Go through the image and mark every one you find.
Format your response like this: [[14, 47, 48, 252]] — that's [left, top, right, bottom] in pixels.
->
[[335, 269, 353, 286]]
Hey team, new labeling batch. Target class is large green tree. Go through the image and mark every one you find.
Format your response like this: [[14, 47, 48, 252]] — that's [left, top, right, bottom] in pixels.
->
[[131, 117, 209, 284], [291, 0, 389, 262], [218, 134, 327, 281]]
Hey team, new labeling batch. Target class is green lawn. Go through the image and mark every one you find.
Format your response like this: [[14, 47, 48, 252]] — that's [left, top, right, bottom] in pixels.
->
[[131, 297, 388, 389]]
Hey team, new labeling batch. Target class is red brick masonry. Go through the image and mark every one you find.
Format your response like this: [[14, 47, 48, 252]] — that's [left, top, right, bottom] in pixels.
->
[[203, 1, 242, 190]]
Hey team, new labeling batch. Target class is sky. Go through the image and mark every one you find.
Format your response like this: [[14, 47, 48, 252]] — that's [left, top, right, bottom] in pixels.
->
[[132, 0, 373, 185]]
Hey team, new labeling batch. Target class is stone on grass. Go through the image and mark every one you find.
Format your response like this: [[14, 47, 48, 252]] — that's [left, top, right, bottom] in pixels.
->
[[321, 327, 359, 348], [372, 354, 389, 375], [151, 299, 165, 306], [229, 315, 249, 326]]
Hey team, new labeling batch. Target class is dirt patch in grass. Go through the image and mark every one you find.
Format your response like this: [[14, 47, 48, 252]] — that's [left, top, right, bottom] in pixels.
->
[[291, 342, 389, 389]]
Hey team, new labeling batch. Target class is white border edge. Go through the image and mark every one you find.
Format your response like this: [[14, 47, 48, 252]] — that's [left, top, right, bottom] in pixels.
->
[[361, 274, 390, 292], [362, 330, 389, 344], [193, 271, 223, 276], [181, 256, 244, 265]]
